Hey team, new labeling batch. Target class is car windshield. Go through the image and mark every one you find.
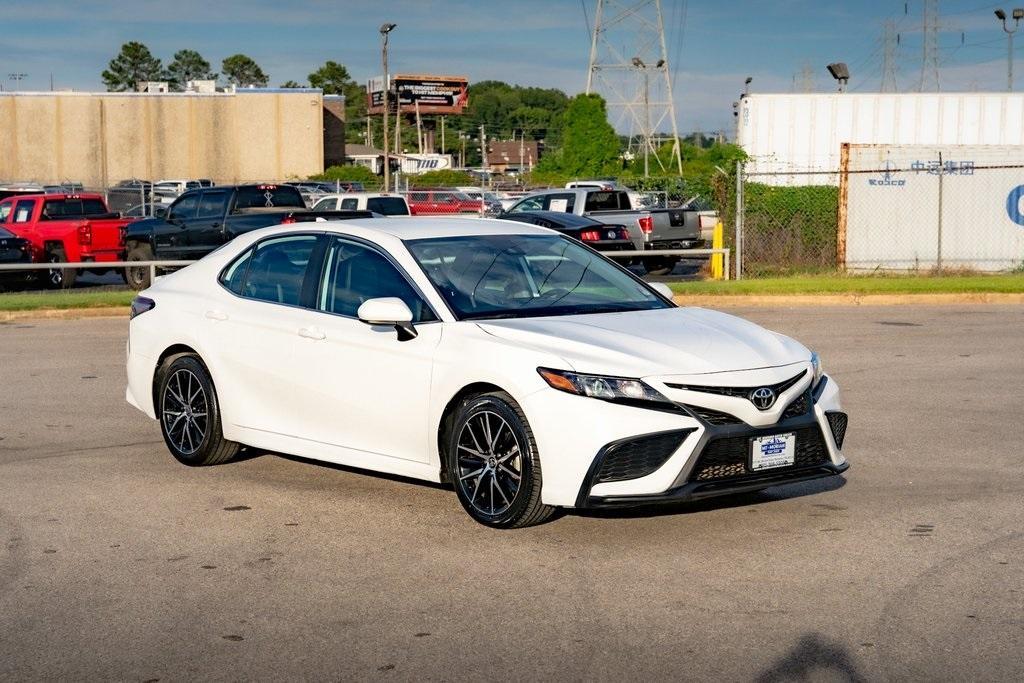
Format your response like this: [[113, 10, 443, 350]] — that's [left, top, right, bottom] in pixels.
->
[[406, 234, 669, 320]]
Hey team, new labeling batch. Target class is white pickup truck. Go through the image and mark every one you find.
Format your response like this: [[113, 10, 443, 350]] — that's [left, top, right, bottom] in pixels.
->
[[311, 193, 411, 216], [502, 187, 704, 274]]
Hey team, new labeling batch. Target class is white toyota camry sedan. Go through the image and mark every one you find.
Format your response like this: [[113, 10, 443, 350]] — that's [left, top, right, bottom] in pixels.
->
[[126, 218, 849, 528]]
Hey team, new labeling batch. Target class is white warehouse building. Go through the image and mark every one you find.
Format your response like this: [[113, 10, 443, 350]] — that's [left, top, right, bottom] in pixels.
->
[[736, 92, 1024, 183]]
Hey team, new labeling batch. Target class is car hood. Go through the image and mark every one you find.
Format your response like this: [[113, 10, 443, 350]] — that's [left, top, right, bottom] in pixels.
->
[[476, 307, 810, 378]]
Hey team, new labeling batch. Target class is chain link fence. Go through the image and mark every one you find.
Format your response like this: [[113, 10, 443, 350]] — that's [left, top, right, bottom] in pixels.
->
[[731, 146, 1024, 278]]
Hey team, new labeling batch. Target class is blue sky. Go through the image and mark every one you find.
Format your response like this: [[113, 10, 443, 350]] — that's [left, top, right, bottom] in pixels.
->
[[1, 1, 1020, 133]]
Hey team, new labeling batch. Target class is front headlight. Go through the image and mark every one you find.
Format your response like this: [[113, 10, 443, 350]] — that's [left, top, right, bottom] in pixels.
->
[[811, 351, 824, 387], [537, 367, 675, 410]]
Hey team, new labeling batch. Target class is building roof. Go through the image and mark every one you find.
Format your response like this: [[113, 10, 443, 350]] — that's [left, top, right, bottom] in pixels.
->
[[345, 144, 386, 157], [486, 141, 539, 166]]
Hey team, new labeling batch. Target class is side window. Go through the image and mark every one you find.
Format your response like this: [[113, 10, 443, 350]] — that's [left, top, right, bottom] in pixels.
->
[[318, 239, 436, 323], [0, 202, 12, 223], [340, 198, 358, 210], [240, 235, 318, 305], [13, 200, 35, 223], [169, 194, 199, 221], [509, 196, 544, 213], [312, 198, 335, 212], [218, 249, 253, 295], [542, 193, 575, 213], [197, 191, 229, 219]]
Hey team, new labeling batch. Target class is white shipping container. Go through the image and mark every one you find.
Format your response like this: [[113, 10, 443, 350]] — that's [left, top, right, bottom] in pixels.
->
[[737, 93, 1024, 185], [844, 144, 1024, 272]]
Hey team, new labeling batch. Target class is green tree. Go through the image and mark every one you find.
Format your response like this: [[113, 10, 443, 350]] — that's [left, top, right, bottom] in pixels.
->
[[541, 94, 621, 177], [308, 61, 368, 145], [221, 54, 268, 87], [279, 80, 305, 88], [164, 49, 216, 91], [101, 41, 163, 92]]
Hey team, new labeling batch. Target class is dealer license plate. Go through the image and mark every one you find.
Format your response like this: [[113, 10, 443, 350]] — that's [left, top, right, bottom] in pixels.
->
[[751, 433, 796, 471]]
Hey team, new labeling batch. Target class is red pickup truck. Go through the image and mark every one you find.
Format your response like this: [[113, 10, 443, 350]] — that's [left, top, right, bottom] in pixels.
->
[[0, 193, 133, 288]]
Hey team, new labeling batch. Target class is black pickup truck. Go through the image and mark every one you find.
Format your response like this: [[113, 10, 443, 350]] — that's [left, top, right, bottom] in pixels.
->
[[124, 184, 372, 289]]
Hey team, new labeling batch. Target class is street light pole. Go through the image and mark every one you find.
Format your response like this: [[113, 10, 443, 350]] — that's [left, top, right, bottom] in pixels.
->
[[380, 23, 397, 191], [995, 9, 1023, 91]]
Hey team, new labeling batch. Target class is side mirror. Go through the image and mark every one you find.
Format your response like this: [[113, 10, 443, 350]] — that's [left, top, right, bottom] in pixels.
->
[[650, 282, 674, 300], [357, 297, 417, 340]]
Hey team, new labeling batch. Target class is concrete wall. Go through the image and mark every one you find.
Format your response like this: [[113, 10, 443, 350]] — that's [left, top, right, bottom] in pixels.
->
[[0, 90, 338, 186]]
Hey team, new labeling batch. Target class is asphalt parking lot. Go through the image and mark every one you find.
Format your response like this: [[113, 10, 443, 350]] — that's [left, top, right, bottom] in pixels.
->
[[1, 304, 1022, 681]]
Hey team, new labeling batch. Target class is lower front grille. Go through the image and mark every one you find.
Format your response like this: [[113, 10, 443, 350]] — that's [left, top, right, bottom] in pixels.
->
[[690, 425, 830, 482], [826, 412, 848, 449], [684, 404, 743, 425], [595, 429, 695, 483]]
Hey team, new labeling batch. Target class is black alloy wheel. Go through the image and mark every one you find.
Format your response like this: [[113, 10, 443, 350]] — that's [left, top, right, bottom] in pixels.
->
[[157, 354, 238, 466], [448, 392, 555, 528]]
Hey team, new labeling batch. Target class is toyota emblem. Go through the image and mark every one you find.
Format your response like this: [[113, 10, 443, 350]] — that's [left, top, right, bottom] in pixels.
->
[[750, 387, 776, 410]]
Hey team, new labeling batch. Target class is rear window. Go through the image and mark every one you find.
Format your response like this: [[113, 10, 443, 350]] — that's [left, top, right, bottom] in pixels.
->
[[583, 191, 630, 211], [366, 197, 409, 215], [233, 185, 305, 210], [42, 198, 108, 218]]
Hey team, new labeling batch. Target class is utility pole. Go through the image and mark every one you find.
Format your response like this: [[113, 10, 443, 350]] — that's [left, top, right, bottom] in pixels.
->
[[585, 0, 683, 174], [881, 19, 899, 92], [441, 116, 446, 155], [919, 0, 941, 92], [995, 8, 1024, 91], [379, 22, 396, 191], [479, 125, 486, 173]]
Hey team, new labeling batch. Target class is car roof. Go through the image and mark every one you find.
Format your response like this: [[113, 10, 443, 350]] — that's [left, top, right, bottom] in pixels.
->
[[505, 211, 600, 227], [243, 217, 553, 243], [315, 192, 408, 200]]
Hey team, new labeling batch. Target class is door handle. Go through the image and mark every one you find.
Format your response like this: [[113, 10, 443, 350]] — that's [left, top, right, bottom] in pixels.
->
[[205, 310, 228, 321], [298, 326, 326, 340]]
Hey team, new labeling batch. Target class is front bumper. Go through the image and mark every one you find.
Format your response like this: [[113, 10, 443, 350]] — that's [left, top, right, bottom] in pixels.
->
[[524, 369, 847, 508]]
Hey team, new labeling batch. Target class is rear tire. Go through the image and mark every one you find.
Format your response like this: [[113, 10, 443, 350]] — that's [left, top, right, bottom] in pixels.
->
[[642, 256, 679, 277], [156, 354, 239, 466], [45, 247, 77, 290], [125, 243, 154, 290], [447, 391, 555, 528]]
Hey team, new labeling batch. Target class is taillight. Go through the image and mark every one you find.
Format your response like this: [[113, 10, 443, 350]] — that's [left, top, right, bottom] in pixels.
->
[[578, 229, 601, 242], [620, 228, 632, 240], [130, 296, 156, 319], [637, 216, 653, 234], [78, 223, 92, 245]]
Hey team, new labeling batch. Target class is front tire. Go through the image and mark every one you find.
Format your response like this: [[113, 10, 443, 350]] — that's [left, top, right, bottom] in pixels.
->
[[447, 392, 555, 528], [157, 354, 239, 466]]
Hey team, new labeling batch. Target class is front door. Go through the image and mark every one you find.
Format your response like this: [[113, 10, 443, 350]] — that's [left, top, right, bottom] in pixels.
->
[[187, 189, 230, 257], [285, 236, 442, 463], [156, 192, 199, 259]]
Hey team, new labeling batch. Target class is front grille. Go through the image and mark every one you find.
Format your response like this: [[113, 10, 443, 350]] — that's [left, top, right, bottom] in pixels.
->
[[666, 370, 807, 400], [595, 429, 694, 483], [781, 392, 810, 420], [684, 404, 744, 425], [690, 425, 830, 482], [826, 412, 848, 449]]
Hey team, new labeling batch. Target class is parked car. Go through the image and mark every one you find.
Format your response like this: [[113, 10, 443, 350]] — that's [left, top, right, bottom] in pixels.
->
[[0, 193, 135, 288], [498, 211, 633, 252], [565, 180, 643, 209], [405, 189, 482, 216], [153, 179, 204, 204], [125, 217, 849, 528], [0, 183, 45, 201], [0, 225, 35, 289], [311, 193, 411, 216], [455, 187, 504, 215], [123, 183, 373, 289], [506, 188, 703, 275]]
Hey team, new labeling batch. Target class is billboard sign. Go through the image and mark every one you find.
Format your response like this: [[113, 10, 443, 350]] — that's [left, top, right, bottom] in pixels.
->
[[367, 74, 469, 115]]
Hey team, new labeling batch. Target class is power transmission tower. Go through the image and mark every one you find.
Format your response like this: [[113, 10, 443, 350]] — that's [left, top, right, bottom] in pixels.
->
[[881, 19, 899, 92], [585, 0, 683, 174], [919, 0, 941, 92], [794, 61, 816, 93]]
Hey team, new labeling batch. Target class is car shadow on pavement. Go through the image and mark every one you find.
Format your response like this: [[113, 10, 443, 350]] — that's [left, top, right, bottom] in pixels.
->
[[755, 632, 867, 682], [570, 475, 847, 521]]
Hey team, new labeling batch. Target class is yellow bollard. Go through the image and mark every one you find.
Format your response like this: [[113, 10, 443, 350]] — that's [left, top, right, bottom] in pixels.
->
[[710, 221, 724, 280]]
